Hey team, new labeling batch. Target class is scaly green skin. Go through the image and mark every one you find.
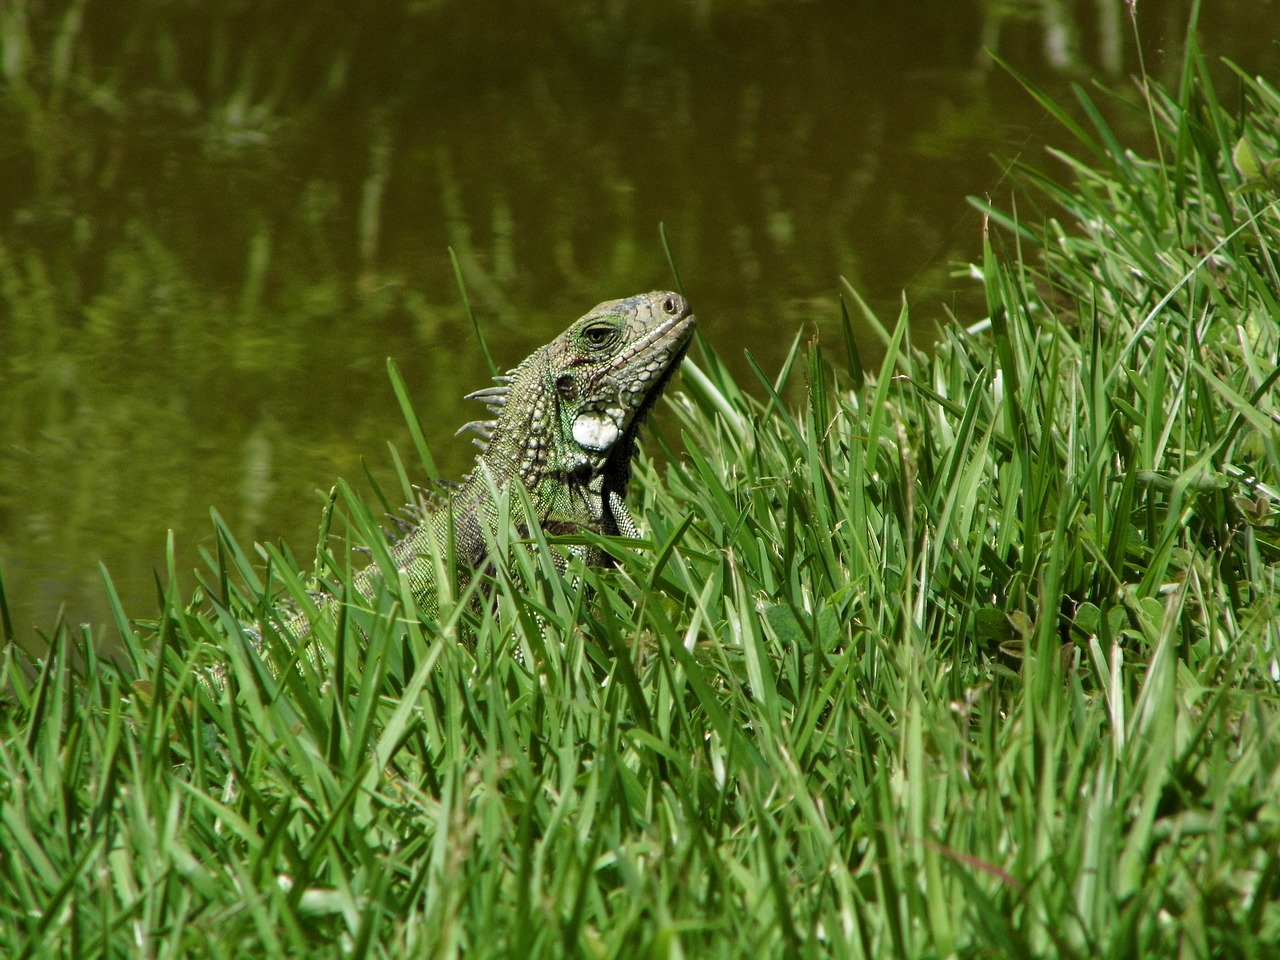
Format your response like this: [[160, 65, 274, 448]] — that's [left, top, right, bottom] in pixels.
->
[[291, 290, 696, 633]]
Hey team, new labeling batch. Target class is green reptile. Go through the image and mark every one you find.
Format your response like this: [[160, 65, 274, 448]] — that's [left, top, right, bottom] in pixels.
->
[[277, 290, 696, 639]]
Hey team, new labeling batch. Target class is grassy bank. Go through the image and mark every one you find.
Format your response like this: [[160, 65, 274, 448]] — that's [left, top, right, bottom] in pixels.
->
[[3, 40, 1279, 960]]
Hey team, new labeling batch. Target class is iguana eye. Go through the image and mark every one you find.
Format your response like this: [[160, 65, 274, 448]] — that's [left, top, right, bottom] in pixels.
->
[[582, 323, 618, 349]]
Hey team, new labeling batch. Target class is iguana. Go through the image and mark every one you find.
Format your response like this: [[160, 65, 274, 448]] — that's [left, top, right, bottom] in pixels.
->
[[278, 290, 696, 639]]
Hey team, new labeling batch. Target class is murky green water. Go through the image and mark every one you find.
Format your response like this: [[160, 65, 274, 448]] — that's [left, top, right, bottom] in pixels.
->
[[1, 0, 1275, 645]]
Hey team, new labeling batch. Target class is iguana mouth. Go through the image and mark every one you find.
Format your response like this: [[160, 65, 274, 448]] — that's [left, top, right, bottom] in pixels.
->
[[602, 307, 697, 475], [635, 313, 695, 411]]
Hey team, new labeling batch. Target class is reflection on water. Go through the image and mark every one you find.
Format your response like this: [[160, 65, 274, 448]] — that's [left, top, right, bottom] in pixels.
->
[[0, 0, 1275, 644]]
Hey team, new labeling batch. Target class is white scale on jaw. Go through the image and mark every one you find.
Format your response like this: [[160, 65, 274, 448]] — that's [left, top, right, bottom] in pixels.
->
[[572, 410, 622, 451]]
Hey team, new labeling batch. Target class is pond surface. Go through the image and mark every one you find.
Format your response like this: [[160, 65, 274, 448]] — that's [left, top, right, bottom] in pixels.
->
[[1, 0, 1276, 645]]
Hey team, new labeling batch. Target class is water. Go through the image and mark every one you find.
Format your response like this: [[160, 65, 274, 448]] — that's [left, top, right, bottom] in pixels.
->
[[1, 0, 1275, 645]]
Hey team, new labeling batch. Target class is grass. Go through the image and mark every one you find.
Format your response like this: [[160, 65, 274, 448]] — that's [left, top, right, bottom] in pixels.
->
[[3, 36, 1280, 960]]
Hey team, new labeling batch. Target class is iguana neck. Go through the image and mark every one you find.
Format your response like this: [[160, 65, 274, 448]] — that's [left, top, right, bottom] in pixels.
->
[[472, 346, 602, 495]]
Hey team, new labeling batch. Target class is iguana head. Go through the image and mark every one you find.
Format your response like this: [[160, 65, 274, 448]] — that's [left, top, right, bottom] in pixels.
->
[[556, 291, 696, 468], [464, 291, 696, 487]]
